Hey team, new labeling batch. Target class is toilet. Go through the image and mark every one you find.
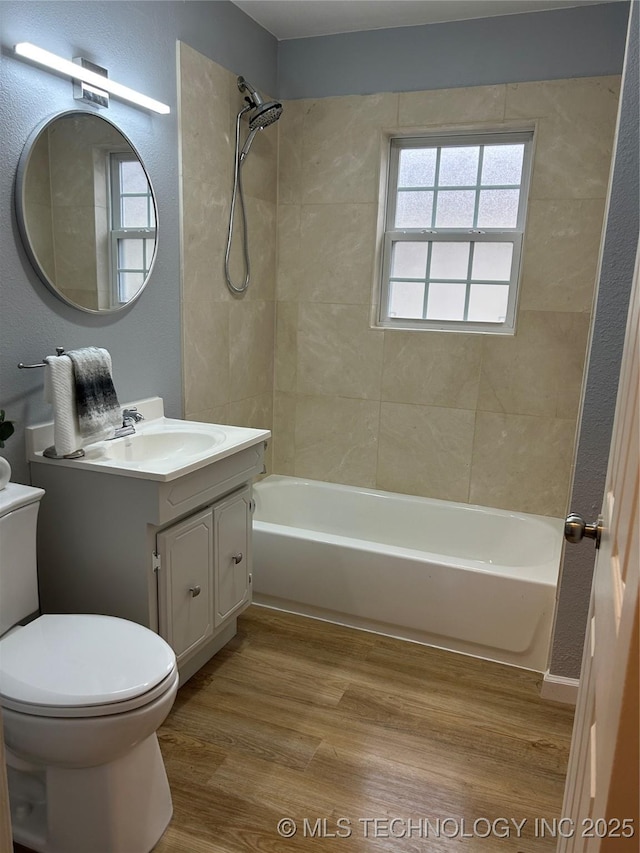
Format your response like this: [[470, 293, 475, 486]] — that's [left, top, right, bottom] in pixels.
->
[[0, 482, 179, 853]]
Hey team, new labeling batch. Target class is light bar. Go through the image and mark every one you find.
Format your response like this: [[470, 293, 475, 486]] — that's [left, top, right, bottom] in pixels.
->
[[14, 42, 171, 115]]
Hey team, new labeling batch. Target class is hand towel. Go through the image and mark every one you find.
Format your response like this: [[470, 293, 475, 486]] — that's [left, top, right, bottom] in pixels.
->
[[44, 354, 83, 456], [67, 347, 121, 441]]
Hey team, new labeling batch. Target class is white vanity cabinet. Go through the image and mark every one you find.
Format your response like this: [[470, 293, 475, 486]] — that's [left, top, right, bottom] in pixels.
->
[[29, 420, 267, 683], [156, 486, 251, 668]]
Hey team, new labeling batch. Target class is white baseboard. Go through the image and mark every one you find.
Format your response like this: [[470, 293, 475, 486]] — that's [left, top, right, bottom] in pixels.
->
[[540, 671, 580, 705]]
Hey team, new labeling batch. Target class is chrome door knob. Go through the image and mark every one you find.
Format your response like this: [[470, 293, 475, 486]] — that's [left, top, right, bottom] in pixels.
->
[[189, 585, 201, 597], [564, 513, 602, 548]]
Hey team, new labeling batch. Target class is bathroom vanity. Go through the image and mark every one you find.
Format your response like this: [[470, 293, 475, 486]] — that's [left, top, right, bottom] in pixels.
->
[[26, 397, 269, 682]]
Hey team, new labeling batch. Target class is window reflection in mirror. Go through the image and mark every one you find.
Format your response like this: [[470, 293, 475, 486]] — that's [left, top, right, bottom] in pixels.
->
[[17, 111, 157, 314]]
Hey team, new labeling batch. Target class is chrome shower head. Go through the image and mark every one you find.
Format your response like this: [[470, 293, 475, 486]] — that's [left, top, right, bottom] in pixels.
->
[[248, 100, 283, 131], [236, 75, 283, 160]]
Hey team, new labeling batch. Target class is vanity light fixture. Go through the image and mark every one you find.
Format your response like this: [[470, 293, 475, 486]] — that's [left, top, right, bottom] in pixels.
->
[[14, 42, 171, 115]]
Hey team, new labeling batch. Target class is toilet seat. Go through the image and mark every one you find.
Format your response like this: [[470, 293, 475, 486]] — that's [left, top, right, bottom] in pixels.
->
[[0, 613, 177, 718]]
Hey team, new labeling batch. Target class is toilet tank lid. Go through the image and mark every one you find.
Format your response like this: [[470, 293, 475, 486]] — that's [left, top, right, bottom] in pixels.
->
[[0, 483, 44, 518], [0, 614, 176, 708]]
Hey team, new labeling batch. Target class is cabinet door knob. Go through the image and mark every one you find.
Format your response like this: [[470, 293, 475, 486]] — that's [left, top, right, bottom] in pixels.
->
[[232, 552, 243, 564], [189, 585, 201, 597]]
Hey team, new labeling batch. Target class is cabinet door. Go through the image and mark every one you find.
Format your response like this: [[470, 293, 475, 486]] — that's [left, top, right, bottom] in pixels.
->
[[157, 506, 214, 663], [214, 486, 251, 627]]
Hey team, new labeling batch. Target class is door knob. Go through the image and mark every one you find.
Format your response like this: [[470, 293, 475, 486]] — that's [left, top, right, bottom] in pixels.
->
[[564, 513, 602, 548], [232, 552, 243, 564], [189, 585, 201, 597]]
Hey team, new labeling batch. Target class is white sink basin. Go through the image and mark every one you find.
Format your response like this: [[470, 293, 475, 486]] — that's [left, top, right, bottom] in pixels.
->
[[105, 429, 226, 463], [26, 397, 271, 482]]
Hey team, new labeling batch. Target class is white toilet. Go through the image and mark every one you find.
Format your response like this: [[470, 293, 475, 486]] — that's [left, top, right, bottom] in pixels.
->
[[0, 482, 179, 853]]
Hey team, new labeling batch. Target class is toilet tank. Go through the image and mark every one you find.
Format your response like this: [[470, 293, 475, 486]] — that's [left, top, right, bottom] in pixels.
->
[[0, 483, 44, 636]]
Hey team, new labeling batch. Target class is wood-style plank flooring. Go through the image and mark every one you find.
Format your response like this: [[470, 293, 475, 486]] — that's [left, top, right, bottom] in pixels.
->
[[153, 606, 575, 853]]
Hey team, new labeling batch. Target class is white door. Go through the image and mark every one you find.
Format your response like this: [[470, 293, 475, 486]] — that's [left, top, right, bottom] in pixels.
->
[[559, 242, 639, 852]]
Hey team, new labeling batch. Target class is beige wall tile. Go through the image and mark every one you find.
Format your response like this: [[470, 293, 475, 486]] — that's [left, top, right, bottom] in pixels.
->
[[278, 100, 306, 206], [377, 403, 475, 502], [381, 331, 482, 409], [276, 205, 301, 301], [478, 310, 590, 419], [275, 301, 298, 393], [228, 392, 273, 431], [181, 177, 230, 303], [297, 303, 384, 399], [507, 77, 620, 201], [186, 405, 229, 425], [26, 203, 55, 282], [243, 197, 276, 302], [300, 93, 398, 204], [298, 204, 377, 304], [505, 76, 621, 121], [398, 85, 506, 127], [51, 206, 98, 295], [25, 131, 53, 206], [470, 412, 576, 516], [267, 75, 618, 508], [294, 395, 380, 486], [183, 299, 229, 415], [528, 115, 617, 200], [272, 392, 297, 475], [228, 300, 275, 401], [179, 43, 234, 189], [180, 43, 276, 430], [520, 199, 606, 313], [241, 120, 278, 205]]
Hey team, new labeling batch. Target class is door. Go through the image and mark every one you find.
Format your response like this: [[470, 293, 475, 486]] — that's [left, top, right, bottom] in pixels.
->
[[214, 486, 252, 627], [559, 243, 639, 852], [157, 506, 215, 664]]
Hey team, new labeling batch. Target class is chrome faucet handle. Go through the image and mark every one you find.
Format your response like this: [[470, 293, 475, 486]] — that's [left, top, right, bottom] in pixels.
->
[[122, 407, 145, 425]]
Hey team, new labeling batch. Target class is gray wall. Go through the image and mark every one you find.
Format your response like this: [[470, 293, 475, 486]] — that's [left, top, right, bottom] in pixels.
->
[[278, 2, 629, 98], [0, 0, 276, 484], [549, 0, 639, 679]]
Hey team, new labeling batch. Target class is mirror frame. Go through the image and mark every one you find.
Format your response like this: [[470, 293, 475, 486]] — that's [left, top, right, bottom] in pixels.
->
[[15, 109, 159, 314]]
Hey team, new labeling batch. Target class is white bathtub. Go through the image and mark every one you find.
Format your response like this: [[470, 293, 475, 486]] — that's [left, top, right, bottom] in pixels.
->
[[252, 475, 563, 671]]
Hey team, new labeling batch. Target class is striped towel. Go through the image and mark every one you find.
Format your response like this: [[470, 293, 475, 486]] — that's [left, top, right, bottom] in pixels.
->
[[66, 347, 121, 441]]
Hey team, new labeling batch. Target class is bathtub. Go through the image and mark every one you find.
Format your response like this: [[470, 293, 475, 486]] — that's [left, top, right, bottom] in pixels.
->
[[251, 475, 563, 672]]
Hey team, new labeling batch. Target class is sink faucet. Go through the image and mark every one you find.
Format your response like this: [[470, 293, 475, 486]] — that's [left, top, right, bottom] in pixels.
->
[[109, 408, 145, 440], [122, 408, 145, 426]]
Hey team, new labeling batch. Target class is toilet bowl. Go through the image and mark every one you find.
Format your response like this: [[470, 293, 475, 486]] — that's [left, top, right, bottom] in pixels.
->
[[0, 483, 179, 853]]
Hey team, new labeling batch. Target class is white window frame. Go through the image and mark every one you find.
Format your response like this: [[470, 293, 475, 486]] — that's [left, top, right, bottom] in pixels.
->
[[379, 130, 534, 334], [108, 152, 156, 305]]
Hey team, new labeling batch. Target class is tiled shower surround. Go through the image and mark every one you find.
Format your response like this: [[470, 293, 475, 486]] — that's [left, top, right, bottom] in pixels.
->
[[179, 40, 619, 518], [179, 42, 276, 473]]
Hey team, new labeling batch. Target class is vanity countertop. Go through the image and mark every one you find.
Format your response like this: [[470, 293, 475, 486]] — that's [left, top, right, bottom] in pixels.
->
[[26, 397, 270, 482]]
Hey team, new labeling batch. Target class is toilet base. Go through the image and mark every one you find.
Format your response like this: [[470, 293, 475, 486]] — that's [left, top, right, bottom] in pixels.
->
[[8, 732, 173, 853]]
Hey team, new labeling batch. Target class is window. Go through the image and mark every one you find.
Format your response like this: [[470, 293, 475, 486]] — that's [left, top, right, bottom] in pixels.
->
[[379, 131, 533, 333], [109, 153, 156, 304]]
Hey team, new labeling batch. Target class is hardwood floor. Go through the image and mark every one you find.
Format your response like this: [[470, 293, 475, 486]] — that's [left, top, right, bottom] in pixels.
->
[[153, 606, 575, 853]]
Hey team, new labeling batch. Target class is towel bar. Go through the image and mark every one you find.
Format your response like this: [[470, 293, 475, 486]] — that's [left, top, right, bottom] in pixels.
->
[[18, 347, 65, 369]]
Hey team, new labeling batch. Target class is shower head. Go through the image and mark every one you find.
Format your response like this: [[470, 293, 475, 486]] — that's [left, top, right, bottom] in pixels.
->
[[248, 100, 283, 131], [236, 75, 283, 160]]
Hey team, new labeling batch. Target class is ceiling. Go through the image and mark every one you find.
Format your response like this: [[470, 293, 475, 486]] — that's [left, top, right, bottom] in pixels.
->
[[231, 0, 623, 40]]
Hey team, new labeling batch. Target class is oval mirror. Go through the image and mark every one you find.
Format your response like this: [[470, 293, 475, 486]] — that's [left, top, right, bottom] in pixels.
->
[[16, 110, 158, 314]]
